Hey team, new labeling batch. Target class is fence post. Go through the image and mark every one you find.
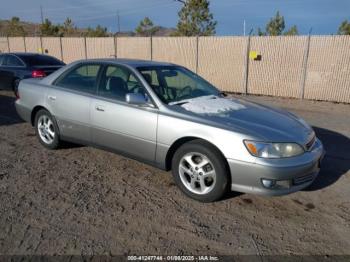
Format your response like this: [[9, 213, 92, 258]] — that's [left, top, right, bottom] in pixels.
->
[[196, 36, 199, 74], [7, 36, 10, 52], [114, 36, 117, 58], [243, 34, 252, 95], [150, 36, 153, 61], [84, 37, 87, 59], [59, 37, 64, 62], [23, 36, 27, 52], [39, 36, 43, 54], [300, 34, 311, 99]]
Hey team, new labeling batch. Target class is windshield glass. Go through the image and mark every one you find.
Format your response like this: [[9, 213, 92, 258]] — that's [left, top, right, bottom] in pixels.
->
[[137, 66, 220, 104]]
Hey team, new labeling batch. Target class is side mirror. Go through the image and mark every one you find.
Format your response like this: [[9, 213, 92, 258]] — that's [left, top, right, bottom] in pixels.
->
[[126, 93, 153, 107]]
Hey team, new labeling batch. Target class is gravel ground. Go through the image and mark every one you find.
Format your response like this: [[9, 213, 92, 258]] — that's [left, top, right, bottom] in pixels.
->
[[0, 90, 349, 256]]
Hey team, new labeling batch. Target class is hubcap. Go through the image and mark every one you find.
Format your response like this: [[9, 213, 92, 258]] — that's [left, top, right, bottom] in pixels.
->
[[37, 115, 55, 144], [178, 152, 216, 195]]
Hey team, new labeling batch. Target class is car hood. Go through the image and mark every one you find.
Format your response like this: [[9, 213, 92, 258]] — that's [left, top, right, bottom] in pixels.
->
[[169, 96, 315, 145]]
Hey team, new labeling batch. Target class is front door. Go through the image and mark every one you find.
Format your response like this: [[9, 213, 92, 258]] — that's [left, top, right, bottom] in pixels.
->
[[91, 64, 158, 163]]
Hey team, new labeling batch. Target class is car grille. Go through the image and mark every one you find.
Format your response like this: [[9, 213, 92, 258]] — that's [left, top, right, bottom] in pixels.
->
[[305, 135, 316, 151], [293, 173, 315, 185]]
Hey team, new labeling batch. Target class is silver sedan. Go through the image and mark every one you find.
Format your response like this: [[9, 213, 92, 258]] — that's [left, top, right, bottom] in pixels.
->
[[15, 59, 325, 202]]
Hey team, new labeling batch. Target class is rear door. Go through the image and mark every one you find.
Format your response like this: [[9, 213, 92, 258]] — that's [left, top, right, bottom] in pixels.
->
[[48, 63, 102, 143], [0, 54, 25, 90], [90, 64, 158, 163]]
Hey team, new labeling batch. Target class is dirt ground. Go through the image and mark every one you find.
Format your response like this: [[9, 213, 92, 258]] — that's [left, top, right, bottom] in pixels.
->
[[0, 90, 349, 256]]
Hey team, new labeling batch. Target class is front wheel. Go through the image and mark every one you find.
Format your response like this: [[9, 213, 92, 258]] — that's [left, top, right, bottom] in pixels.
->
[[34, 109, 60, 149], [172, 140, 229, 202]]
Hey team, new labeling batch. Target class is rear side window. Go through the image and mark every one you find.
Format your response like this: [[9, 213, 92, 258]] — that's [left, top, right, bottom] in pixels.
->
[[55, 64, 101, 94], [3, 55, 24, 67], [19, 55, 64, 66]]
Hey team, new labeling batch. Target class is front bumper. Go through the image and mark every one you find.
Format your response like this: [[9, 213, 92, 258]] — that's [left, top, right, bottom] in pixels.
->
[[227, 138, 325, 196]]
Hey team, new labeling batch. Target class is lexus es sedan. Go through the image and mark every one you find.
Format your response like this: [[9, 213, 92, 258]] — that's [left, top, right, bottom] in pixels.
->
[[15, 59, 325, 202], [0, 52, 65, 94]]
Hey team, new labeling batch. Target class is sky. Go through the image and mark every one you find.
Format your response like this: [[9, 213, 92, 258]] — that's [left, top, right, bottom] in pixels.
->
[[1, 0, 349, 35]]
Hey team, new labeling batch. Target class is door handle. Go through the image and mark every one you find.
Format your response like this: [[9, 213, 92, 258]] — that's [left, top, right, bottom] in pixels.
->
[[48, 95, 56, 101], [95, 105, 105, 112]]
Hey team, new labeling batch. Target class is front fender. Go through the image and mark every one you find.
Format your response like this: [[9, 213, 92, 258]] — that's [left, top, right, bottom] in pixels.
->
[[156, 114, 256, 168]]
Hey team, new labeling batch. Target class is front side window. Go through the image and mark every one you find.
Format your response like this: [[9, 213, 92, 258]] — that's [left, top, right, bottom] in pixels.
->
[[98, 65, 146, 102], [55, 64, 101, 94], [3, 55, 24, 67], [137, 66, 220, 104]]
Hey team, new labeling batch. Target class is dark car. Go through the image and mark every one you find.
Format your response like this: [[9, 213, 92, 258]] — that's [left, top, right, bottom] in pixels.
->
[[0, 52, 65, 93]]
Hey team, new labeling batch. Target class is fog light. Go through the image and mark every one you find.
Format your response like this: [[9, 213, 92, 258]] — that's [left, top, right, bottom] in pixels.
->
[[262, 179, 276, 188], [276, 179, 291, 188]]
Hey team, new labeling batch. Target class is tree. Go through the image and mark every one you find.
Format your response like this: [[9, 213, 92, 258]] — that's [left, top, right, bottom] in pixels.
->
[[266, 11, 285, 36], [6, 17, 26, 36], [338, 20, 350, 35], [135, 17, 159, 36], [284, 25, 298, 36], [174, 0, 217, 36], [84, 25, 108, 37], [40, 18, 60, 36], [257, 27, 266, 36], [257, 11, 299, 36], [62, 17, 76, 36]]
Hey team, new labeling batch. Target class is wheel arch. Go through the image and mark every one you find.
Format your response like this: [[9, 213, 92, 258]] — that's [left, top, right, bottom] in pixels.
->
[[31, 105, 49, 126], [165, 136, 230, 174]]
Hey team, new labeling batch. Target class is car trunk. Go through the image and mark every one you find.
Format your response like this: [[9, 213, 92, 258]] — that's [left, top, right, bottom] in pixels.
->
[[31, 65, 63, 76]]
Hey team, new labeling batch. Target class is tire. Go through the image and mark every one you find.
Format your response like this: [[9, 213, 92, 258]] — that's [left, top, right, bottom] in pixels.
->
[[13, 78, 20, 95], [172, 139, 229, 202], [34, 109, 61, 149]]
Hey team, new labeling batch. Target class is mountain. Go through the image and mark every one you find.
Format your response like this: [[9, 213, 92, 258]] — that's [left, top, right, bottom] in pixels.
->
[[0, 19, 176, 37]]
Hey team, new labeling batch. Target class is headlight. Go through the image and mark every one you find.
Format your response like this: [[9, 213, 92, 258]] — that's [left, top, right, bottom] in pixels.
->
[[244, 140, 304, 158]]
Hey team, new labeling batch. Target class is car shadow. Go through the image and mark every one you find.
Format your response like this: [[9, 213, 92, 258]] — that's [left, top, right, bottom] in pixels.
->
[[304, 126, 350, 191], [0, 93, 24, 126]]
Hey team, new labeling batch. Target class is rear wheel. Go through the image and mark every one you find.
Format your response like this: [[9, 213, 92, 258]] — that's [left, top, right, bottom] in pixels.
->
[[13, 78, 20, 95], [34, 109, 60, 149], [172, 140, 229, 202]]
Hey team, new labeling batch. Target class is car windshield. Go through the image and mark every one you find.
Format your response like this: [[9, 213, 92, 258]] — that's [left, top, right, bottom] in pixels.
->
[[137, 66, 220, 104], [19, 55, 64, 66]]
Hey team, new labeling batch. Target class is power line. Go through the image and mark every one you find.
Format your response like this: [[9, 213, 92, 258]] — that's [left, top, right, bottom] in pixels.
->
[[21, 0, 173, 24], [36, 0, 176, 23], [16, 0, 133, 14]]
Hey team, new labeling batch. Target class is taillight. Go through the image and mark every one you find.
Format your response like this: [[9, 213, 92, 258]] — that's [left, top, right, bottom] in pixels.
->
[[31, 70, 46, 78]]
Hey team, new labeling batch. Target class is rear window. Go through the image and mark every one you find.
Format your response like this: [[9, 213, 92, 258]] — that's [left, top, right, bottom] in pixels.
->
[[19, 55, 64, 66]]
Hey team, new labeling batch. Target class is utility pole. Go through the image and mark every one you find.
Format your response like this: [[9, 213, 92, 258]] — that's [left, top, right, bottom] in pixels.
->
[[40, 5, 44, 24], [117, 11, 121, 34], [243, 20, 246, 36]]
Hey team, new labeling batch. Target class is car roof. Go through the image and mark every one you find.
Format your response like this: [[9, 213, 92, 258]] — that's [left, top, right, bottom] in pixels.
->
[[77, 58, 176, 68], [0, 53, 176, 68], [5, 52, 51, 57]]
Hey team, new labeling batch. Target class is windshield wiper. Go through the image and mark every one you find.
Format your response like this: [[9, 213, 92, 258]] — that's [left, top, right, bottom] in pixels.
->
[[168, 100, 190, 106], [168, 95, 218, 106]]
